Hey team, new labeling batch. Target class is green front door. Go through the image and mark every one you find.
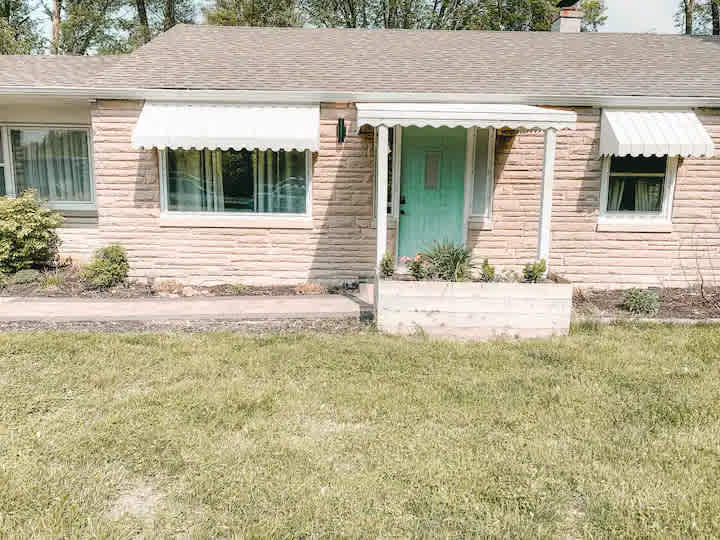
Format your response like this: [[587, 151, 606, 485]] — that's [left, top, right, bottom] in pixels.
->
[[398, 126, 466, 258]]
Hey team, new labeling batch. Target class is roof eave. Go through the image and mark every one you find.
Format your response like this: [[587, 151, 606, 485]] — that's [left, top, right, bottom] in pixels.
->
[[1, 86, 720, 109]]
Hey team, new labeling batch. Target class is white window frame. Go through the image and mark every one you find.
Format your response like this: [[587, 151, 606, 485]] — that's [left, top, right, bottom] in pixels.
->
[[465, 127, 496, 231], [0, 124, 96, 211], [598, 154, 678, 225], [159, 148, 314, 220]]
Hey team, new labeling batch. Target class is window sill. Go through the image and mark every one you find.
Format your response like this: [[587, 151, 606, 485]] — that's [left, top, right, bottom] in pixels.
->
[[468, 217, 493, 231], [596, 221, 673, 233], [159, 213, 314, 229]]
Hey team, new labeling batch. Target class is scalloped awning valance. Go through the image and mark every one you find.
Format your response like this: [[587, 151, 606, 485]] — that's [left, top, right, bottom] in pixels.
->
[[131, 102, 320, 152], [599, 109, 715, 158], [354, 103, 577, 132]]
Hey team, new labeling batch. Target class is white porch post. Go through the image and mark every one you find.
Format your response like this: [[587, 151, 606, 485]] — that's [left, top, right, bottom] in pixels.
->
[[537, 128, 557, 267], [376, 125, 390, 273]]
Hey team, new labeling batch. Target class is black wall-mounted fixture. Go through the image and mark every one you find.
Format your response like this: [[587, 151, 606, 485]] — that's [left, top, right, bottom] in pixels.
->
[[336, 118, 346, 143]]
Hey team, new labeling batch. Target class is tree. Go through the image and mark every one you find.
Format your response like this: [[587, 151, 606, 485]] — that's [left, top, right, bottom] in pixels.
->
[[0, 0, 43, 53], [204, 0, 300, 26], [300, 0, 558, 31], [676, 0, 720, 34], [135, 0, 150, 44], [579, 0, 606, 31]]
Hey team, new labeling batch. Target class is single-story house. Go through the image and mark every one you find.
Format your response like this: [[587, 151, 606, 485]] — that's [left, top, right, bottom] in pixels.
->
[[1, 4, 718, 289]]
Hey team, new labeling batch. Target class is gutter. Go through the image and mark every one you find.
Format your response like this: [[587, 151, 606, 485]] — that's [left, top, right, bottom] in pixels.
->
[[1, 86, 720, 109]]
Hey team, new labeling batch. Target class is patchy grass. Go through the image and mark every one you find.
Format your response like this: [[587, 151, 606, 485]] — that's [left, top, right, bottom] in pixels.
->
[[1, 324, 720, 537]]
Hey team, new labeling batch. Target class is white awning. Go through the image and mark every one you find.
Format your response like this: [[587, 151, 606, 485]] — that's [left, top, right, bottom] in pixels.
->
[[600, 109, 715, 158], [355, 103, 577, 132], [131, 102, 320, 152]]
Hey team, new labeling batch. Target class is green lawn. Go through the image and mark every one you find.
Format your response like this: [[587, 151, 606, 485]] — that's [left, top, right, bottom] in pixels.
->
[[1, 325, 720, 537]]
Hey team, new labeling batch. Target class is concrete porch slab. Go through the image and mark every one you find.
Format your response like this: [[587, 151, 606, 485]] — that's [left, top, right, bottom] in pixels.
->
[[0, 295, 370, 323]]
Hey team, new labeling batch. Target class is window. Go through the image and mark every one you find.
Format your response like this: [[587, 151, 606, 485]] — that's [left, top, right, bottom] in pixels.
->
[[164, 148, 310, 215], [7, 127, 93, 208], [471, 128, 494, 218], [601, 155, 678, 222], [0, 130, 6, 196]]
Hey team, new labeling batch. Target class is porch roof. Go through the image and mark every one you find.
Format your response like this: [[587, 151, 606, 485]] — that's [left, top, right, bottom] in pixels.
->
[[599, 109, 715, 158], [354, 103, 577, 133], [131, 102, 320, 152]]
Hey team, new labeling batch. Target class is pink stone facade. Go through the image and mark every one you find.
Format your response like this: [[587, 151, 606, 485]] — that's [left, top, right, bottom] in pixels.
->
[[60, 101, 720, 289], [470, 108, 720, 288]]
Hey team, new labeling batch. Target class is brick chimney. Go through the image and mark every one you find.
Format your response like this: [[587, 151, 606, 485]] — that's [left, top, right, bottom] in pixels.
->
[[552, 0, 584, 32]]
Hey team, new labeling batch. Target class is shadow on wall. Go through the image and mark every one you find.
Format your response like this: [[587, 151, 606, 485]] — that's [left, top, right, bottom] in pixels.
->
[[305, 104, 377, 285]]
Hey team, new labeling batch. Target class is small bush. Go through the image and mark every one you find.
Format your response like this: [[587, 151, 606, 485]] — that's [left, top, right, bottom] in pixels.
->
[[522, 259, 547, 283], [421, 241, 472, 282], [41, 271, 64, 289], [622, 288, 660, 315], [0, 190, 63, 274], [81, 244, 129, 289], [478, 258, 496, 282], [9, 269, 41, 285], [380, 251, 394, 279]]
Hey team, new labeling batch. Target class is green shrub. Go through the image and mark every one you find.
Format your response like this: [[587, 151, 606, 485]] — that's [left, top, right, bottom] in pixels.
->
[[0, 190, 63, 274], [622, 288, 660, 315], [380, 251, 394, 279], [81, 244, 129, 289], [522, 259, 547, 283], [478, 258, 496, 282], [421, 241, 472, 282]]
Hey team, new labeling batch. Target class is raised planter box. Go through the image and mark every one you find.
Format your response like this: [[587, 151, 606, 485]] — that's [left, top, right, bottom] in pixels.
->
[[376, 280, 573, 340]]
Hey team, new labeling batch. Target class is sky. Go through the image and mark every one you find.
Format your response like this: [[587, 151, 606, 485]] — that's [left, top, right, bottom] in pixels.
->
[[601, 0, 680, 33]]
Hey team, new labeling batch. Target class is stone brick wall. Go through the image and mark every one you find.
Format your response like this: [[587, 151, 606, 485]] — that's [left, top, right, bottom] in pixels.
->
[[61, 101, 720, 288], [469, 108, 720, 289], [71, 100, 376, 285]]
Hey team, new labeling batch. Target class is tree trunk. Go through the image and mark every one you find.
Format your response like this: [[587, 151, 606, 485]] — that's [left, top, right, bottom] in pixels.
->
[[136, 0, 151, 44], [684, 0, 695, 34], [51, 0, 62, 54], [163, 0, 175, 31], [713, 0, 719, 35]]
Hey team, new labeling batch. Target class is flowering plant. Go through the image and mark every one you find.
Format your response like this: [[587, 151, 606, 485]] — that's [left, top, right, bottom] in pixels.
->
[[400, 254, 429, 281]]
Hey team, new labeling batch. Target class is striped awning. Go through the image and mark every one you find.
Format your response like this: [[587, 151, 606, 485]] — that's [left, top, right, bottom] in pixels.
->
[[355, 103, 577, 132], [131, 102, 320, 152], [600, 109, 715, 158]]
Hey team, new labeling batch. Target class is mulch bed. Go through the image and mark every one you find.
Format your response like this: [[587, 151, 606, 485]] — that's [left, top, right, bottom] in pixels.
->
[[0, 266, 346, 299], [574, 286, 720, 320]]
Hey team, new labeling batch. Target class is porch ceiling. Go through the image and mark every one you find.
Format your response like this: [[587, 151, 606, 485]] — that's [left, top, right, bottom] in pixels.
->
[[355, 103, 577, 132]]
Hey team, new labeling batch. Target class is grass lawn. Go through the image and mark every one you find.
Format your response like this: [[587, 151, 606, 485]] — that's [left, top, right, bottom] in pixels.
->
[[1, 324, 720, 537]]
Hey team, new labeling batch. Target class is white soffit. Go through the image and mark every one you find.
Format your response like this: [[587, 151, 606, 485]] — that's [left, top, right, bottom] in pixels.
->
[[600, 109, 715, 158], [131, 102, 320, 152], [355, 103, 578, 132]]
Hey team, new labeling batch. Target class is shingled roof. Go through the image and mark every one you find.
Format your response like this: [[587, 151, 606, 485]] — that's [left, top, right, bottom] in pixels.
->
[[2, 25, 720, 100], [0, 55, 115, 88]]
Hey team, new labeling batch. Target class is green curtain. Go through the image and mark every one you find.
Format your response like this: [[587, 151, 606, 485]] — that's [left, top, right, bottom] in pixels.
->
[[635, 180, 661, 212], [607, 178, 625, 211], [12, 129, 91, 203], [167, 149, 223, 211]]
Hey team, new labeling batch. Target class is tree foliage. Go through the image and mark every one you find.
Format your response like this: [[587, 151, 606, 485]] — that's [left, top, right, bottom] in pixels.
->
[[677, 0, 720, 34], [0, 0, 44, 53], [579, 0, 606, 31], [204, 0, 299, 26]]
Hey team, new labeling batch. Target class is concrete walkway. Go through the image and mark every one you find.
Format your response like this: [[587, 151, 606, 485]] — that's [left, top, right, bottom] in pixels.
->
[[0, 295, 370, 322]]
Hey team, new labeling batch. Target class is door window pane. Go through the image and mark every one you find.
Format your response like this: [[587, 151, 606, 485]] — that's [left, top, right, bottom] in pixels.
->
[[424, 151, 440, 190], [11, 128, 92, 203], [166, 148, 307, 214]]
